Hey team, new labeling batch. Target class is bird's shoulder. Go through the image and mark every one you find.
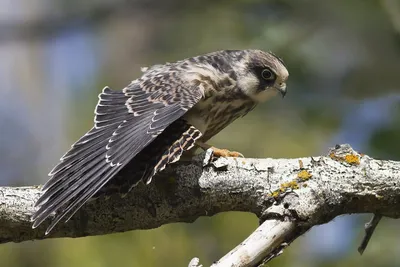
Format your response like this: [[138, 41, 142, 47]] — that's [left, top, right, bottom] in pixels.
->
[[126, 51, 244, 102]]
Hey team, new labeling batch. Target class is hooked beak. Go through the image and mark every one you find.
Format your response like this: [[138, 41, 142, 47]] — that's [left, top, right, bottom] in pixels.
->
[[275, 83, 287, 98]]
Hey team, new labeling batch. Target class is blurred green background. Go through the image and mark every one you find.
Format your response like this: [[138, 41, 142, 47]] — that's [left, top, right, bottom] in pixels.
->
[[1, 0, 400, 266]]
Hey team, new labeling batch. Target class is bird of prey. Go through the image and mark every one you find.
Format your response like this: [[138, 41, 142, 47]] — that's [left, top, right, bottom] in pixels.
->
[[31, 49, 289, 234]]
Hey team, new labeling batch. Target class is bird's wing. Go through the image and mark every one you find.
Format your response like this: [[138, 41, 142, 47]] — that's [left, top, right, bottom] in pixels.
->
[[32, 73, 204, 234], [104, 119, 202, 196]]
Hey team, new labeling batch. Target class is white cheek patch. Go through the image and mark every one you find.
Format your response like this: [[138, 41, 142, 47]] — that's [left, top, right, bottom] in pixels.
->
[[237, 75, 259, 96], [237, 74, 278, 103]]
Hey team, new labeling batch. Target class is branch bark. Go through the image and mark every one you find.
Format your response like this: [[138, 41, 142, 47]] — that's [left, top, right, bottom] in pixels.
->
[[1, 145, 400, 266]]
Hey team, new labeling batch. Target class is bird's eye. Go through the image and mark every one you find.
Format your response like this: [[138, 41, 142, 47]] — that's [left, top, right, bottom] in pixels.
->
[[261, 68, 275, 80]]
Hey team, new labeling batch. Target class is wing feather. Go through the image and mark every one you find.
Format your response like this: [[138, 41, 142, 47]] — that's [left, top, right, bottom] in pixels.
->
[[43, 164, 120, 234], [104, 119, 202, 192], [32, 70, 204, 234], [48, 128, 111, 177]]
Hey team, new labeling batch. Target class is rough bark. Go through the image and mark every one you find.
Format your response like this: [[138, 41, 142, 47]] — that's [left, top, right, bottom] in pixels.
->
[[1, 144, 400, 266]]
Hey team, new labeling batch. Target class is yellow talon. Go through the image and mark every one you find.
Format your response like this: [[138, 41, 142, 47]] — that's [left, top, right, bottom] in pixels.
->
[[196, 141, 244, 158], [210, 147, 244, 158]]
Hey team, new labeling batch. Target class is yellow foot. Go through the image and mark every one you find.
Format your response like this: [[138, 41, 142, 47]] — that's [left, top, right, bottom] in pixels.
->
[[211, 147, 244, 158]]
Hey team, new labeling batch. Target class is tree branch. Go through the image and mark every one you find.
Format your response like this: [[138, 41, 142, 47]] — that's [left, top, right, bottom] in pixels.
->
[[1, 145, 400, 266]]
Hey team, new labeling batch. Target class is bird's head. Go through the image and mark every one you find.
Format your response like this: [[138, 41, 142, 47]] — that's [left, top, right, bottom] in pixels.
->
[[230, 49, 289, 103]]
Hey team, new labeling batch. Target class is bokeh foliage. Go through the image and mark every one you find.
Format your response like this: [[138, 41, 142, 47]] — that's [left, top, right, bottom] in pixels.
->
[[0, 0, 400, 266]]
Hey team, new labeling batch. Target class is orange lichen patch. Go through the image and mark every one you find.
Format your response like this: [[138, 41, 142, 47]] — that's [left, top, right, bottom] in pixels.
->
[[329, 152, 337, 160], [268, 180, 300, 198], [270, 191, 280, 198], [280, 181, 299, 191], [344, 154, 360, 165], [291, 182, 300, 190], [330, 152, 360, 166], [298, 170, 312, 180], [268, 167, 316, 199]]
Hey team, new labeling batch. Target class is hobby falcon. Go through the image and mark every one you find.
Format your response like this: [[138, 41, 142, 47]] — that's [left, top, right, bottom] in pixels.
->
[[31, 49, 289, 234]]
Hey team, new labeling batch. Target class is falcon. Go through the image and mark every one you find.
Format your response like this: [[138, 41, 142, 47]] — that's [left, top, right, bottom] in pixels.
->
[[31, 49, 289, 234]]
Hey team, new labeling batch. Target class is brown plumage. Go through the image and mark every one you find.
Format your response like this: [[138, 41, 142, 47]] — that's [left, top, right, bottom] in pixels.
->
[[31, 49, 289, 234]]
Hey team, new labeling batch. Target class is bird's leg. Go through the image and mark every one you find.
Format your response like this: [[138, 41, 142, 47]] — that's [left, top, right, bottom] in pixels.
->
[[196, 141, 244, 158]]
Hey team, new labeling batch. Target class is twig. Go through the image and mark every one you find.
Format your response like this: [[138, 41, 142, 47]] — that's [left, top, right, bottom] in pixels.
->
[[358, 214, 383, 255], [188, 257, 203, 267]]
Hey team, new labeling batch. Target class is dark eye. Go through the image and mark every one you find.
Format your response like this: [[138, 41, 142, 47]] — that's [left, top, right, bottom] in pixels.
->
[[261, 68, 275, 80]]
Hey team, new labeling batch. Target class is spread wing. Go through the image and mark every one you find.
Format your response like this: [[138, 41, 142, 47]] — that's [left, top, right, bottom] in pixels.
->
[[32, 71, 204, 234], [104, 119, 202, 196]]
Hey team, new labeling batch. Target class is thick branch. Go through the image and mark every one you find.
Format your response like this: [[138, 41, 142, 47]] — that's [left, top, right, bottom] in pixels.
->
[[1, 145, 400, 266], [0, 151, 264, 243]]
